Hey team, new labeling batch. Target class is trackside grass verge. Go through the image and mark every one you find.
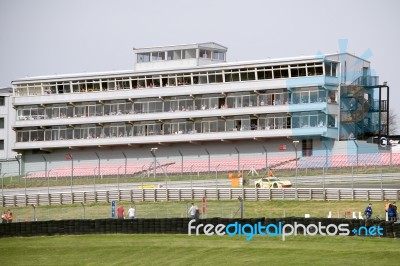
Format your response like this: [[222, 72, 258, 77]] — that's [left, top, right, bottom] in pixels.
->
[[0, 234, 398, 266], [3, 200, 388, 222]]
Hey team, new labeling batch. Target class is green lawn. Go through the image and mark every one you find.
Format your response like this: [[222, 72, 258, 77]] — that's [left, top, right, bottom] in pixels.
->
[[0, 234, 397, 265]]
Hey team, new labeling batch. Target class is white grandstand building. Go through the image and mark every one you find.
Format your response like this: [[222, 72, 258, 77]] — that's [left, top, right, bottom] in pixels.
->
[[7, 42, 394, 178]]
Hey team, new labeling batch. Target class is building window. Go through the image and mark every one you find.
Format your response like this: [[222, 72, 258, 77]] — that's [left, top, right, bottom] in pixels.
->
[[0, 96, 4, 105], [151, 51, 165, 61], [324, 62, 338, 77], [0, 118, 3, 128], [0, 140, 3, 150], [137, 53, 151, 63], [199, 49, 212, 59], [213, 51, 225, 60], [183, 49, 196, 59]]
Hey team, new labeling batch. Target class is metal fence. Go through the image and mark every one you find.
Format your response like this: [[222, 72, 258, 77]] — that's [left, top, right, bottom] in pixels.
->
[[1, 188, 399, 208], [4, 142, 399, 179]]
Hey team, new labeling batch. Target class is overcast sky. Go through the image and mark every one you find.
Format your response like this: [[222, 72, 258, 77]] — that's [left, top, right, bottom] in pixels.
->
[[1, 0, 399, 125]]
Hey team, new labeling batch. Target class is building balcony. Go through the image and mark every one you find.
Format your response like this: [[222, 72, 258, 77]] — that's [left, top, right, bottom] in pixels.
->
[[13, 126, 327, 151], [14, 102, 327, 128]]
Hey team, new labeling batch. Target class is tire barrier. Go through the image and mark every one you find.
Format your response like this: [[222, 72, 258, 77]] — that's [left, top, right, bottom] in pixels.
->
[[0, 217, 398, 238]]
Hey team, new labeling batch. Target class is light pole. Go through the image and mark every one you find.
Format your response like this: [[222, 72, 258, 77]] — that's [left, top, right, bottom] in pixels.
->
[[262, 146, 268, 174], [42, 155, 48, 194], [47, 170, 52, 199], [93, 167, 97, 192], [122, 152, 127, 176], [15, 153, 22, 182], [190, 164, 195, 190], [205, 148, 210, 175], [66, 153, 74, 193], [24, 172, 32, 202], [352, 139, 359, 172], [234, 147, 240, 174], [293, 140, 299, 199], [215, 164, 220, 189], [117, 165, 123, 192], [178, 149, 183, 176], [95, 152, 101, 179], [150, 147, 158, 178], [322, 141, 328, 190], [235, 146, 244, 215]]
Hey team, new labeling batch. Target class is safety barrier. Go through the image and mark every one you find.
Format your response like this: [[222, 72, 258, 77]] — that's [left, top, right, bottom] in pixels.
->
[[1, 217, 399, 238], [1, 188, 400, 207]]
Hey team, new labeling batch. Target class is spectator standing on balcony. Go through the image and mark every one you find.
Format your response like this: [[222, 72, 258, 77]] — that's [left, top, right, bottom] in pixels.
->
[[117, 205, 125, 219]]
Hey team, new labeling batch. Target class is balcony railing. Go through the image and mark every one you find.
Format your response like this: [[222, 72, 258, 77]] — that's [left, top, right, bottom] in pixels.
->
[[351, 76, 379, 87], [370, 100, 388, 112]]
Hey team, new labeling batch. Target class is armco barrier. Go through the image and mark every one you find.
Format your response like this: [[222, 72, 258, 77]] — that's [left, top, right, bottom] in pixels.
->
[[1, 188, 400, 207], [0, 217, 399, 239]]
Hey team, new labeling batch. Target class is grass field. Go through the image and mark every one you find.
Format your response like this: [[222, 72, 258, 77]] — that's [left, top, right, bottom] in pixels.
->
[[0, 234, 398, 265], [4, 200, 387, 222]]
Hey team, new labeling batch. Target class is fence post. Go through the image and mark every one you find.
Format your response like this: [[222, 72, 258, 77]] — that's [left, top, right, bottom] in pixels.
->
[[31, 204, 36, 221], [81, 202, 86, 219]]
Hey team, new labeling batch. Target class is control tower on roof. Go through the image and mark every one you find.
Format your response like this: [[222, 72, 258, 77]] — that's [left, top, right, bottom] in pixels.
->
[[133, 42, 227, 71]]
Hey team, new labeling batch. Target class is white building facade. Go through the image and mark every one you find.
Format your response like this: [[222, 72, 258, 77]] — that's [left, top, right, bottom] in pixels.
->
[[0, 88, 19, 176], [9, 42, 384, 176]]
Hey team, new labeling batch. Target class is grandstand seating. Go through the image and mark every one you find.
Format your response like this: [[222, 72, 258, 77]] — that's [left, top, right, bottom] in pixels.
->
[[26, 152, 400, 179], [27, 156, 293, 179], [275, 152, 400, 170]]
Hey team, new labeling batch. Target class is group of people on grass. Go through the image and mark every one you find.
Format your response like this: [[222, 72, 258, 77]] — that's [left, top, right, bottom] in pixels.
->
[[1, 209, 13, 223], [116, 205, 136, 220], [364, 200, 398, 221], [385, 200, 398, 221]]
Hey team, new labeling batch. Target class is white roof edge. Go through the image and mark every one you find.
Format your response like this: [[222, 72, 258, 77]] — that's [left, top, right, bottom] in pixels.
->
[[12, 70, 135, 84], [133, 42, 228, 53], [12, 53, 339, 83], [324, 52, 371, 63]]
